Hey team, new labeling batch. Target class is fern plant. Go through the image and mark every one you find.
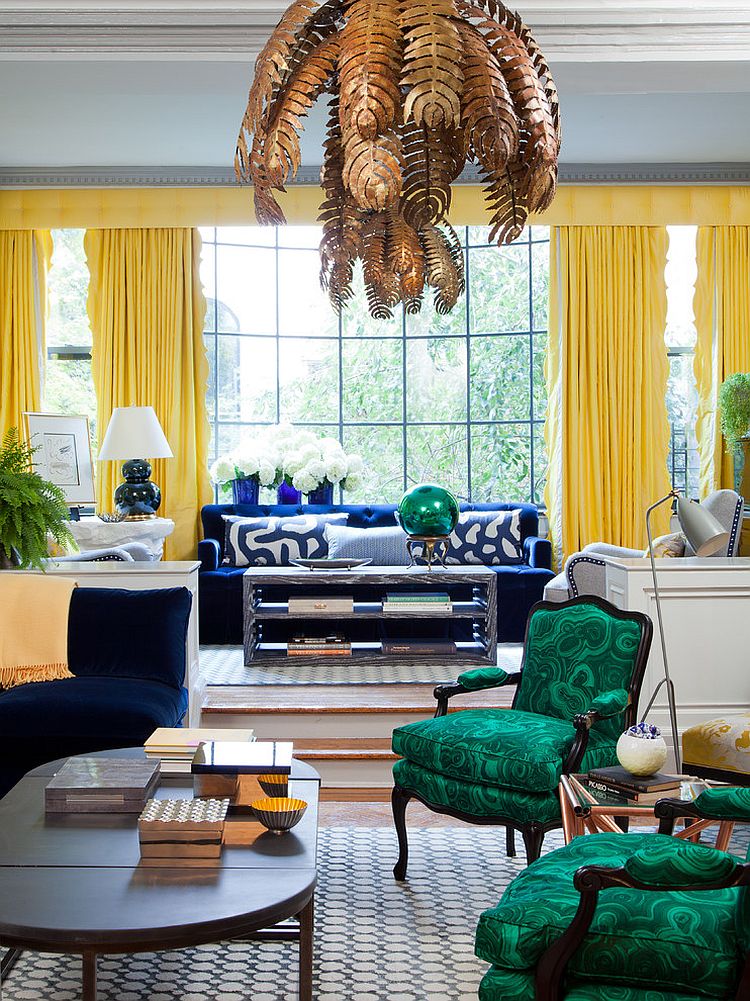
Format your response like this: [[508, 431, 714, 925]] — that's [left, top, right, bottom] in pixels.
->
[[0, 428, 75, 569], [719, 373, 750, 449]]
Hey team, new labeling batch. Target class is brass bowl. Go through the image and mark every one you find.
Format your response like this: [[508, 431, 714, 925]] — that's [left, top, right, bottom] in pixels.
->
[[258, 774, 289, 798], [251, 797, 307, 834]]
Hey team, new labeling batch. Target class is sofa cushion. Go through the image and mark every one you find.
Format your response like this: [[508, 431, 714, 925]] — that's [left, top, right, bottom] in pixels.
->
[[223, 514, 348, 567], [392, 709, 615, 793], [0, 675, 187, 743], [324, 523, 410, 565], [445, 510, 523, 565], [67, 587, 190, 689], [475, 832, 741, 998]]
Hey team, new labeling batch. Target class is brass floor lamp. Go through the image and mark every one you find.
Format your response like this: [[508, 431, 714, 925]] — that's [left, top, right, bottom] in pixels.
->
[[642, 490, 730, 771]]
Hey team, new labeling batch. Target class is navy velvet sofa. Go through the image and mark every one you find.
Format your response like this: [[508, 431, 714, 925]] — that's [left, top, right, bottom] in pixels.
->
[[0, 586, 190, 799], [198, 502, 553, 644]]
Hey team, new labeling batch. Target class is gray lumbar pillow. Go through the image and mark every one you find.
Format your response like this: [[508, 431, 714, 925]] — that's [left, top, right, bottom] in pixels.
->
[[324, 524, 410, 565]]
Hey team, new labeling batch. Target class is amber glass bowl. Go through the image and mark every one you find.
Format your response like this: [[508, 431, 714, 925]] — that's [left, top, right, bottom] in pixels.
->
[[251, 797, 307, 834]]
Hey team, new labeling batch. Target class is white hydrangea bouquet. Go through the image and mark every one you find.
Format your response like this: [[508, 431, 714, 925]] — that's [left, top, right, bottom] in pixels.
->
[[210, 424, 363, 495]]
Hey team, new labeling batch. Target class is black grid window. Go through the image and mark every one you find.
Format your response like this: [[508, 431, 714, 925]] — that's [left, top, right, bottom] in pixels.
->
[[200, 224, 550, 504]]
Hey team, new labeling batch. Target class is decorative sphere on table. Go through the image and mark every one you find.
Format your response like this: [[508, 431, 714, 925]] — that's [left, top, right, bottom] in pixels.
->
[[616, 722, 668, 777], [395, 484, 460, 538]]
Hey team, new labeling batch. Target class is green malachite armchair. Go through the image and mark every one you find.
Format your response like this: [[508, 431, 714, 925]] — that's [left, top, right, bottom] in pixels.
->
[[475, 786, 750, 1000], [391, 596, 653, 871]]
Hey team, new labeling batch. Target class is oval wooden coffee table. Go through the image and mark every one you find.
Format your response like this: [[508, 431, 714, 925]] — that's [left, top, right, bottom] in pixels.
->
[[0, 748, 320, 1001]]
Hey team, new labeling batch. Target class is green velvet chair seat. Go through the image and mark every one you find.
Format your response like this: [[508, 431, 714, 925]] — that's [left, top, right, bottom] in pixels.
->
[[392, 709, 616, 794], [478, 967, 708, 1001], [475, 833, 742, 999]]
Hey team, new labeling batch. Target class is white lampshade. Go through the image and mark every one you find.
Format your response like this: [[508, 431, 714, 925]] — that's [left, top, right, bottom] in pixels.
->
[[98, 406, 173, 461]]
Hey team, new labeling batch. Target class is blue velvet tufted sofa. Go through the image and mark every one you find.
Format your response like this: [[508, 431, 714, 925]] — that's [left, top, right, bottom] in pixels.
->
[[0, 586, 190, 799], [198, 502, 553, 644]]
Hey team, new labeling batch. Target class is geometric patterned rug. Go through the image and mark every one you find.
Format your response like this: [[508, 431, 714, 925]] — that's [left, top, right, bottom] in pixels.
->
[[0, 826, 546, 1000], [200, 644, 523, 686], [3, 823, 748, 999]]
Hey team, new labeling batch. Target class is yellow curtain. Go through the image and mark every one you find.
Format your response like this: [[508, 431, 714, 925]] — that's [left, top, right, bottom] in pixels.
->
[[85, 228, 211, 560], [544, 226, 671, 566], [0, 230, 53, 436], [694, 226, 750, 496]]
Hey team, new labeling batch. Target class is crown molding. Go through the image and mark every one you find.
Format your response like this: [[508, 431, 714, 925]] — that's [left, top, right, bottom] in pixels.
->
[[2, 163, 750, 188], [2, 2, 750, 61]]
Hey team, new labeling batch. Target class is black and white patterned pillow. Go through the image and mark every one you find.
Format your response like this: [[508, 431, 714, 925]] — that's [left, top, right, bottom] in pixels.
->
[[444, 510, 523, 565], [223, 514, 348, 567]]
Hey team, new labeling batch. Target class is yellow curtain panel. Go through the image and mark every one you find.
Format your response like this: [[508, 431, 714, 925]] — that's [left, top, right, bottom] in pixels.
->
[[694, 226, 750, 496], [545, 226, 671, 565], [0, 230, 52, 436], [85, 228, 211, 560]]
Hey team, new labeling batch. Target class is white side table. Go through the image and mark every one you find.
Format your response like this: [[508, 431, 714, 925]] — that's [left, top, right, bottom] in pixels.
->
[[68, 517, 175, 561]]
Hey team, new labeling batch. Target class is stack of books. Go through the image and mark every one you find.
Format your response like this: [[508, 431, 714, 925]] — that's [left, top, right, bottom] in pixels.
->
[[382, 639, 457, 657], [586, 766, 682, 804], [382, 592, 452, 613], [144, 727, 255, 775], [287, 633, 352, 657], [288, 595, 353, 615]]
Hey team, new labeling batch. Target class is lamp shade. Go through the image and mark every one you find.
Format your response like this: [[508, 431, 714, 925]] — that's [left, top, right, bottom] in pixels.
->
[[98, 406, 173, 461], [675, 496, 730, 556]]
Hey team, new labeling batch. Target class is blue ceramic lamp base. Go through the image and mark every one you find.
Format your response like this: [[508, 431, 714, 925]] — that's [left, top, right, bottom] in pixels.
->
[[114, 458, 162, 520]]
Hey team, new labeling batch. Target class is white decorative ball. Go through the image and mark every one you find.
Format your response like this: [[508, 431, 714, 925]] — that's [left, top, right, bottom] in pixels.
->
[[616, 732, 668, 776]]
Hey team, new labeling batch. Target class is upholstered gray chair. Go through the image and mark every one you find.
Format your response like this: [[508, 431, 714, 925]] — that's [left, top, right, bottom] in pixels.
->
[[47, 542, 153, 563], [544, 489, 744, 603]]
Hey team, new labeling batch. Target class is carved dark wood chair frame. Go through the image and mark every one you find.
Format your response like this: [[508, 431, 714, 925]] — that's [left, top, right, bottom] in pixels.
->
[[532, 793, 750, 1000], [392, 595, 653, 875]]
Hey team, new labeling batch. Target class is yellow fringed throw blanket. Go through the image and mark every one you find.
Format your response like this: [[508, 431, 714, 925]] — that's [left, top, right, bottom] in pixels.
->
[[0, 576, 77, 689]]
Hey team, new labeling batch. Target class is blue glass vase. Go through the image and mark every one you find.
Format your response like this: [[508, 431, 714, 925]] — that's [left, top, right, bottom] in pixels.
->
[[231, 477, 260, 505], [306, 482, 334, 505], [277, 480, 303, 505]]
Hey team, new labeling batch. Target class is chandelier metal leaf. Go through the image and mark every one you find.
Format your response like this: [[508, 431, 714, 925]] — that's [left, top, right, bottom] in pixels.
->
[[236, 0, 560, 318]]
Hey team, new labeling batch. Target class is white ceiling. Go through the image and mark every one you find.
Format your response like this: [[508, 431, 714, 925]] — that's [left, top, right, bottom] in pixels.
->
[[1, 2, 749, 176]]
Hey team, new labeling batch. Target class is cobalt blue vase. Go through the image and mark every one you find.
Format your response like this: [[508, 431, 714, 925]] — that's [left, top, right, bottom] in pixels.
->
[[231, 477, 260, 505], [277, 480, 303, 504], [306, 482, 334, 505]]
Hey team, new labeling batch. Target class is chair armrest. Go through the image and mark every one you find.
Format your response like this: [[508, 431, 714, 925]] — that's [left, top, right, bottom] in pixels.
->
[[433, 669, 519, 717], [523, 535, 552, 569], [582, 542, 645, 559], [655, 785, 750, 831], [564, 689, 630, 773], [198, 538, 221, 572]]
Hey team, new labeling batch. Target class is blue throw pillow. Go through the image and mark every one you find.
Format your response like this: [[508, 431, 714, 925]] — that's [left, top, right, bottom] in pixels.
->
[[324, 524, 410, 565], [224, 514, 348, 567], [445, 510, 523, 565]]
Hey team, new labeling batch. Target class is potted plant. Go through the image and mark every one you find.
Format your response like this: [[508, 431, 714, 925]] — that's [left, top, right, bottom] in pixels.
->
[[718, 373, 750, 497], [0, 428, 75, 569]]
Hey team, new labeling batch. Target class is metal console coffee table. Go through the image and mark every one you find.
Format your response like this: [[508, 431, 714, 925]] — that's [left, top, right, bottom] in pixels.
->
[[0, 748, 320, 1001], [243, 565, 498, 669]]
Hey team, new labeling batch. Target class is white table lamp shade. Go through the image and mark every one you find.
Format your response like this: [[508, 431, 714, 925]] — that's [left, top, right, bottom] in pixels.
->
[[98, 407, 173, 461]]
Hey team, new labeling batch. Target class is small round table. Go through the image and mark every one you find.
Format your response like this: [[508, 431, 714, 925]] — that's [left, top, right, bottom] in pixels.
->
[[0, 749, 320, 1001]]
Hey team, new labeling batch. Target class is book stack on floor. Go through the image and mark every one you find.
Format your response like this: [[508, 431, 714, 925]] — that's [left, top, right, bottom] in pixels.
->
[[382, 592, 453, 613], [381, 639, 458, 657], [287, 633, 352, 657], [288, 595, 353, 615], [138, 797, 229, 866], [586, 766, 682, 804], [45, 757, 160, 814], [144, 728, 256, 775]]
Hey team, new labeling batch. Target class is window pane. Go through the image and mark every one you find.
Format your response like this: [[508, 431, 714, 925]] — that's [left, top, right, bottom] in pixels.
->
[[342, 339, 403, 422], [407, 426, 468, 499], [532, 431, 548, 505], [204, 334, 216, 417], [47, 229, 92, 348], [278, 226, 322, 249], [406, 337, 467, 422], [278, 249, 338, 337], [471, 425, 531, 502], [470, 334, 530, 421], [469, 243, 530, 334], [279, 338, 339, 422], [44, 359, 99, 446], [216, 226, 276, 247], [532, 330, 548, 420], [216, 336, 277, 422], [531, 240, 549, 331], [342, 268, 402, 337], [216, 245, 276, 333], [405, 285, 466, 338], [343, 425, 404, 502], [666, 226, 698, 348]]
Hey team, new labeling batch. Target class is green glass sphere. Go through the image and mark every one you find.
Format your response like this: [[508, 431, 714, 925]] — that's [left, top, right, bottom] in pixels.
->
[[396, 483, 460, 537]]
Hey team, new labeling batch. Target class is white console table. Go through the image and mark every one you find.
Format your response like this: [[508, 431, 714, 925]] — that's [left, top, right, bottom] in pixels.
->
[[603, 556, 750, 753], [68, 517, 175, 561], [43, 560, 201, 726]]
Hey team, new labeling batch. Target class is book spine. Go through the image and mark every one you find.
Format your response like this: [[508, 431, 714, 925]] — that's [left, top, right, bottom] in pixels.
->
[[382, 604, 453, 612], [287, 649, 352, 657], [382, 644, 457, 655], [587, 780, 678, 800], [384, 597, 451, 603]]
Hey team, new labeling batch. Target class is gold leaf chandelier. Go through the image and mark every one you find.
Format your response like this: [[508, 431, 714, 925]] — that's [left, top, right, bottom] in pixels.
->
[[236, 0, 560, 318]]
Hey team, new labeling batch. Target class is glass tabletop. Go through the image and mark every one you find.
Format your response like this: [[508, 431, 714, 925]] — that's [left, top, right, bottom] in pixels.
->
[[564, 773, 715, 815]]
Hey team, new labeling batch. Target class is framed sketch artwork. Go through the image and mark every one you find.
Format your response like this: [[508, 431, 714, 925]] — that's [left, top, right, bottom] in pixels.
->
[[22, 413, 96, 505]]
